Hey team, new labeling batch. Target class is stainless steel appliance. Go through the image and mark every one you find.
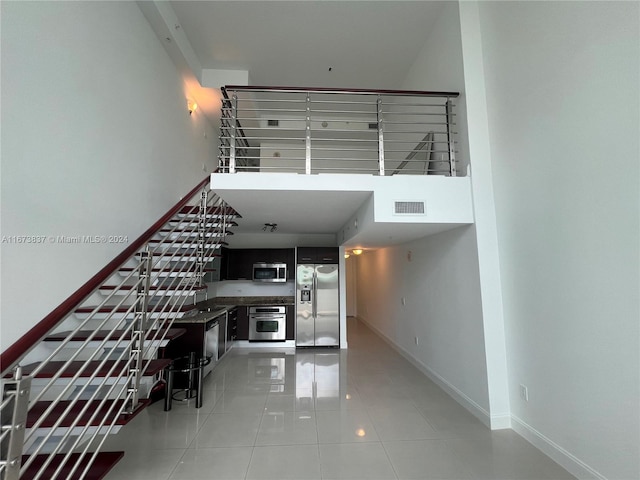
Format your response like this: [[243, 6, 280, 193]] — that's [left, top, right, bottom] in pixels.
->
[[296, 263, 339, 347], [249, 306, 287, 341], [204, 315, 220, 376], [252, 263, 287, 283]]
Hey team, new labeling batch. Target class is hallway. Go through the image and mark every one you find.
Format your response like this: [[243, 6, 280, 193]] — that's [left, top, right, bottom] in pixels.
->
[[104, 319, 574, 479]]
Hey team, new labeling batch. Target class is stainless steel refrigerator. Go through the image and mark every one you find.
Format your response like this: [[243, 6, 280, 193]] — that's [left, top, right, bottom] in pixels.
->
[[296, 263, 339, 347]]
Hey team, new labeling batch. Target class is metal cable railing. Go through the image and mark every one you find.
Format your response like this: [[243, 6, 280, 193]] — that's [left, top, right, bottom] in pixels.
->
[[218, 86, 460, 177], [0, 178, 239, 480]]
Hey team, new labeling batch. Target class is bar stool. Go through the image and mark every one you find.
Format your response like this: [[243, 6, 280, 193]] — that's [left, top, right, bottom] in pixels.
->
[[164, 352, 211, 411]]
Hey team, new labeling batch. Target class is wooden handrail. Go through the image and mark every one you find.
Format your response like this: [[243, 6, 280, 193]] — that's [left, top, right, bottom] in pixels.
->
[[0, 177, 211, 373], [222, 85, 460, 98]]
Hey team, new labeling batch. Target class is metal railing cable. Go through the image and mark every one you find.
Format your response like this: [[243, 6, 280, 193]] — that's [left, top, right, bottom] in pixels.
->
[[219, 86, 461, 177], [0, 177, 237, 480], [0, 177, 211, 372]]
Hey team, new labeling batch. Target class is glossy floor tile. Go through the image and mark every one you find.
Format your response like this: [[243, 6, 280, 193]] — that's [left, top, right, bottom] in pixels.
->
[[104, 318, 575, 480]]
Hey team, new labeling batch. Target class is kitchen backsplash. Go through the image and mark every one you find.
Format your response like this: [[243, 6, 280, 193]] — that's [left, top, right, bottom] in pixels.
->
[[207, 280, 295, 298]]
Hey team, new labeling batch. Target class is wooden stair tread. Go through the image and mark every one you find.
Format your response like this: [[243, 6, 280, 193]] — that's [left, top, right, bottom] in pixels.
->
[[27, 399, 149, 428], [16, 359, 171, 379], [118, 267, 215, 273], [147, 235, 229, 244], [160, 222, 238, 230], [99, 284, 207, 291], [44, 327, 186, 342], [178, 205, 241, 217], [21, 451, 124, 480], [145, 250, 222, 256], [75, 304, 195, 314], [156, 228, 234, 234]]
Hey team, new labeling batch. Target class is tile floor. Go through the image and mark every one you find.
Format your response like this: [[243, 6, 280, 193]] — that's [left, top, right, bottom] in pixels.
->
[[104, 318, 575, 480]]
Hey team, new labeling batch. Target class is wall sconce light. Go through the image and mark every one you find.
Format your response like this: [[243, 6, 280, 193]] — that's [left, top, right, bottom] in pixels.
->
[[187, 99, 198, 115], [352, 249, 363, 255], [344, 253, 350, 259]]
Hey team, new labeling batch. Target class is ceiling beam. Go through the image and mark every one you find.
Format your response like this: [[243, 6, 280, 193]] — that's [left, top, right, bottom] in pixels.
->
[[136, 1, 202, 81], [201, 69, 249, 89]]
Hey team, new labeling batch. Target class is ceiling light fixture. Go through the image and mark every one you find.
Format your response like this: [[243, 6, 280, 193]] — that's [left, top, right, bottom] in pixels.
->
[[262, 223, 278, 232], [352, 249, 363, 255]]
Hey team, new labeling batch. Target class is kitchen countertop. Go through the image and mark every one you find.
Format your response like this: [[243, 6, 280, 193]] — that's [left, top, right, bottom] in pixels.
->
[[173, 296, 295, 324], [200, 296, 295, 307], [173, 307, 228, 324]]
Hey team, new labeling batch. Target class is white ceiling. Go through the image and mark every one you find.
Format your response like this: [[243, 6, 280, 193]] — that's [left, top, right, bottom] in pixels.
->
[[143, 1, 453, 247], [170, 1, 444, 89], [218, 188, 372, 235]]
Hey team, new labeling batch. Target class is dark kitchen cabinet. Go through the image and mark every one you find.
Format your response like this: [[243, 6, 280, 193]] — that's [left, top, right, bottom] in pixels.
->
[[227, 307, 238, 344], [224, 249, 256, 280], [296, 247, 339, 264], [219, 246, 230, 280], [236, 306, 249, 340], [286, 305, 295, 340], [217, 314, 227, 358]]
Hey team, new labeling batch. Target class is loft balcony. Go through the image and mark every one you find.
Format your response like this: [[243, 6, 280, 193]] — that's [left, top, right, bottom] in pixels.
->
[[212, 86, 473, 248], [218, 86, 461, 176]]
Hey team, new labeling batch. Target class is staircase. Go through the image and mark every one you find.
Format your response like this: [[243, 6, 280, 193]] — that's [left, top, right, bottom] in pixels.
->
[[0, 178, 240, 480]]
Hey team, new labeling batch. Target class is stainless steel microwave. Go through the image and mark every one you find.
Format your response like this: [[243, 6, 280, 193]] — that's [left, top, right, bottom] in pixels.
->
[[252, 263, 287, 283]]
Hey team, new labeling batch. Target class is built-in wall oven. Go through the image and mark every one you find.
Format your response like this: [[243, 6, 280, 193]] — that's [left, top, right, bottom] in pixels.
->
[[249, 306, 286, 341]]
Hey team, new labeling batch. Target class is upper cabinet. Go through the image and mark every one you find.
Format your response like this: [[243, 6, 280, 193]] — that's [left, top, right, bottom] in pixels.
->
[[296, 247, 340, 264]]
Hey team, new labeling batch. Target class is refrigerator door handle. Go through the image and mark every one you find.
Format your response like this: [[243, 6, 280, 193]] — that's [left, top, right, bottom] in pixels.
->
[[312, 270, 317, 318]]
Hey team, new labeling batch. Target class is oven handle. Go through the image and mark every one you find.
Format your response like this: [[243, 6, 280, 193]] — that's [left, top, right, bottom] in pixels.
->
[[251, 315, 286, 320]]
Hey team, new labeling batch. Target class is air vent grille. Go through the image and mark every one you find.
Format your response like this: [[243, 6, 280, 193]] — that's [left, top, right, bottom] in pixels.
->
[[394, 201, 425, 215], [267, 119, 279, 127]]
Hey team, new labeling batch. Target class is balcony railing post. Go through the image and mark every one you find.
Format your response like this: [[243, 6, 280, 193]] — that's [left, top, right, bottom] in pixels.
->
[[0, 366, 31, 480], [445, 99, 457, 177], [218, 100, 230, 172], [197, 190, 207, 287], [128, 247, 151, 410], [305, 93, 311, 175], [222, 200, 228, 241], [377, 95, 385, 176], [230, 94, 238, 174]]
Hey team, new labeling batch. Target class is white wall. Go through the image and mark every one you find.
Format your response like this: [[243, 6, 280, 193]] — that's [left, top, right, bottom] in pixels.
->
[[403, 2, 469, 176], [345, 256, 357, 317], [1, 2, 218, 351], [261, 141, 378, 174], [355, 226, 490, 419], [476, 2, 639, 479], [350, 2, 491, 423]]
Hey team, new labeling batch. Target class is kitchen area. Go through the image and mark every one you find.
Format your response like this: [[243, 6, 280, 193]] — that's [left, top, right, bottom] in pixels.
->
[[163, 246, 342, 392]]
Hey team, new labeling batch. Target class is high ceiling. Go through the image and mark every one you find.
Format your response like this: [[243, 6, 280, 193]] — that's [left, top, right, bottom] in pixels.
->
[[170, 1, 444, 89], [141, 1, 451, 246]]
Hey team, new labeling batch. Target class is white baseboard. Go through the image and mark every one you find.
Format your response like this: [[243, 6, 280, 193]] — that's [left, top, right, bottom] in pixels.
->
[[511, 415, 606, 480], [356, 316, 496, 429], [354, 317, 606, 480]]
